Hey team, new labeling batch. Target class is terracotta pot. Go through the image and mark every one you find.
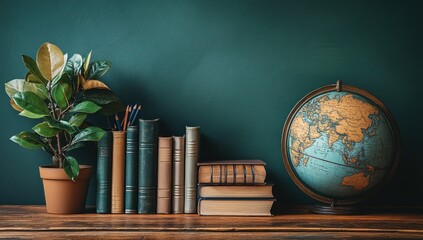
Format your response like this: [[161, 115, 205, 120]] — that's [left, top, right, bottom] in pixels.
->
[[39, 165, 92, 214]]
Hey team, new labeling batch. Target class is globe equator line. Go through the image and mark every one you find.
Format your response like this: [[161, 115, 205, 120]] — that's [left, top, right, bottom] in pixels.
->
[[288, 147, 390, 171]]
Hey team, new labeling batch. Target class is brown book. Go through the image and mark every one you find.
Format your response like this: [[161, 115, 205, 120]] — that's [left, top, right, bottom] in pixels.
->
[[198, 160, 266, 185], [157, 137, 173, 214], [172, 136, 185, 214], [111, 131, 125, 214], [197, 198, 275, 216], [198, 184, 273, 198]]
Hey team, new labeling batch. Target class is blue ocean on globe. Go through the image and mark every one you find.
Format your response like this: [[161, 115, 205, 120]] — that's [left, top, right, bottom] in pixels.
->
[[287, 91, 395, 200]]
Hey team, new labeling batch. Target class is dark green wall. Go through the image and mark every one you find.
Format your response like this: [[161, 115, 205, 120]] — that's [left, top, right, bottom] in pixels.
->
[[1, 0, 422, 210]]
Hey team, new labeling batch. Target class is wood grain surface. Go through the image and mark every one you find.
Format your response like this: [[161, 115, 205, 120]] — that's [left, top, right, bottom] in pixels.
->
[[0, 205, 422, 239]]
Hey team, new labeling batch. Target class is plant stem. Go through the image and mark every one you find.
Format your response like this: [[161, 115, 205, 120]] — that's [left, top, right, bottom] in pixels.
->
[[56, 133, 63, 168]]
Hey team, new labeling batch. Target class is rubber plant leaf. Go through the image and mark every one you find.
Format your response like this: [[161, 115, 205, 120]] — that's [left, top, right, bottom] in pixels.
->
[[65, 53, 83, 76], [83, 89, 119, 105], [32, 122, 62, 137], [52, 82, 72, 110], [82, 80, 110, 90], [5, 79, 48, 100], [63, 155, 79, 181], [22, 55, 48, 85], [87, 61, 111, 80], [12, 92, 49, 117], [70, 101, 101, 114], [36, 42, 65, 81], [10, 131, 44, 149], [69, 113, 87, 127], [71, 126, 105, 145]]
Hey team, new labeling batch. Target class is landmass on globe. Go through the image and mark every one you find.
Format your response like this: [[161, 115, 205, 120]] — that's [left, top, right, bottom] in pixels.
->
[[287, 92, 395, 199]]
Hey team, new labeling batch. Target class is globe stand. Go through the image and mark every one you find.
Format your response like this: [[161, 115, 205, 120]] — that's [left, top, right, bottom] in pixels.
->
[[309, 200, 367, 215]]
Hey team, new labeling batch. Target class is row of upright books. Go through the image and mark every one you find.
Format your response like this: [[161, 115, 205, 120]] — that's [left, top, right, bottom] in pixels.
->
[[96, 118, 200, 214], [196, 160, 275, 216]]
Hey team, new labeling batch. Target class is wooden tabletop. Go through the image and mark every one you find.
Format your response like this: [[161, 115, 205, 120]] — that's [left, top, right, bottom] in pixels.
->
[[0, 205, 422, 239]]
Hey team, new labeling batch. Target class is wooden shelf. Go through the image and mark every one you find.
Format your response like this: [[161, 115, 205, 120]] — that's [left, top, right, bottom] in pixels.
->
[[0, 205, 422, 239]]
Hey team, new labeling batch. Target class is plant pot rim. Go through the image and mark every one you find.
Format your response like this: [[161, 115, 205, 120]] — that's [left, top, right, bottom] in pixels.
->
[[39, 165, 92, 180], [40, 164, 92, 169]]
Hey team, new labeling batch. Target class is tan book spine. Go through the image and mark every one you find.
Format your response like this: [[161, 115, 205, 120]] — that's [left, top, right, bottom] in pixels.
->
[[184, 126, 200, 213], [157, 137, 172, 214], [172, 136, 185, 213], [111, 131, 125, 214]]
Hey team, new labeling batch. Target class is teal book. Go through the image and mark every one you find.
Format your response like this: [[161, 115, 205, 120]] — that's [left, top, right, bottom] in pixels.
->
[[138, 119, 159, 214], [96, 131, 113, 214], [125, 126, 139, 214]]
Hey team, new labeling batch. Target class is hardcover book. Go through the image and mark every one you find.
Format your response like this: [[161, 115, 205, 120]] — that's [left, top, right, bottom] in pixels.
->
[[184, 126, 200, 214], [172, 136, 185, 213], [198, 160, 266, 185], [96, 131, 113, 214], [157, 137, 173, 214], [197, 198, 275, 216], [198, 184, 274, 198], [125, 126, 139, 214], [111, 131, 126, 214], [138, 119, 159, 214]]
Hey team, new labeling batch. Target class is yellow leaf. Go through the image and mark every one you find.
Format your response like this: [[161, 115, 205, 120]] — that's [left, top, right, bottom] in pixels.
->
[[84, 51, 92, 79], [82, 80, 110, 90], [25, 72, 41, 83], [36, 42, 65, 81], [10, 98, 23, 112]]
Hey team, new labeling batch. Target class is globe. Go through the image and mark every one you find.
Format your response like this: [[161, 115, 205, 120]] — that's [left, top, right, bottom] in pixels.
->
[[281, 81, 400, 208]]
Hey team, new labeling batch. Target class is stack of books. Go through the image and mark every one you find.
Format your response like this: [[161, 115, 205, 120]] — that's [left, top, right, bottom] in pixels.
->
[[96, 118, 201, 214], [196, 160, 275, 216]]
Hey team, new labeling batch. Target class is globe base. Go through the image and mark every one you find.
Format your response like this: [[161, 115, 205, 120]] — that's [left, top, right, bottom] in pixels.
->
[[309, 205, 367, 215]]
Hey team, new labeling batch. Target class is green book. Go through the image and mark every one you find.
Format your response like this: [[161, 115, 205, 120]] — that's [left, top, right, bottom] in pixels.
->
[[125, 126, 139, 214], [96, 131, 113, 214], [138, 119, 159, 214]]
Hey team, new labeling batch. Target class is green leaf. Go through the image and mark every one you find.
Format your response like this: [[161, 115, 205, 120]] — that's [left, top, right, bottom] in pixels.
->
[[65, 53, 83, 76], [67, 142, 86, 151], [69, 113, 87, 127], [52, 82, 72, 110], [52, 72, 71, 88], [36, 42, 65, 81], [87, 61, 111, 80], [70, 101, 101, 114], [19, 110, 46, 119], [12, 92, 49, 117], [45, 118, 78, 135], [10, 131, 43, 149], [22, 55, 47, 85], [71, 126, 105, 145], [32, 122, 61, 137], [98, 100, 125, 116], [5, 79, 48, 99], [83, 89, 119, 105], [63, 156, 79, 180]]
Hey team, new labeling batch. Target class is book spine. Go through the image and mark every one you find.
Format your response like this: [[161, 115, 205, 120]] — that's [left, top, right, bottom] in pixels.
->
[[199, 164, 265, 185], [172, 136, 185, 213], [111, 131, 126, 214], [157, 137, 172, 214], [96, 131, 113, 214], [125, 126, 139, 214], [138, 119, 159, 214], [184, 126, 200, 213]]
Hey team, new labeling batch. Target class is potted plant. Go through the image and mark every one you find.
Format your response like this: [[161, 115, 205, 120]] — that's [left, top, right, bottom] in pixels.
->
[[4, 42, 123, 213]]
